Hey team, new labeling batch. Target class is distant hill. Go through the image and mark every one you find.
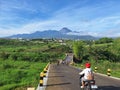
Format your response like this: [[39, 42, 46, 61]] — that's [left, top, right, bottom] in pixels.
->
[[7, 27, 97, 40], [59, 27, 72, 33]]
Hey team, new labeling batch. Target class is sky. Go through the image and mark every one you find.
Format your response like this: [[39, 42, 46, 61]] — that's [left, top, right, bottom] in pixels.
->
[[0, 0, 120, 37]]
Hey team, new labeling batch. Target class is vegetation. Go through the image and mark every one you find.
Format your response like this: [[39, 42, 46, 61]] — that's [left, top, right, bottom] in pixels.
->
[[73, 37, 120, 62], [72, 37, 120, 78], [0, 38, 70, 90], [0, 59, 47, 90], [75, 59, 120, 78], [0, 37, 120, 90], [95, 37, 113, 44], [73, 41, 85, 60]]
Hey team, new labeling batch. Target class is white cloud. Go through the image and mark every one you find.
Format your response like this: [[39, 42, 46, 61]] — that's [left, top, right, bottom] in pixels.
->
[[0, 0, 38, 13], [0, 28, 26, 37], [0, 0, 120, 37], [1, 12, 120, 37], [0, 20, 61, 37]]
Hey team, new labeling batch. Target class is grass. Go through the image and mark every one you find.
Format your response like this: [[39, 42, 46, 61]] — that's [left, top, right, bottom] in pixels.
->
[[0, 39, 68, 90], [74, 60, 120, 78], [0, 59, 47, 90], [90, 60, 120, 78]]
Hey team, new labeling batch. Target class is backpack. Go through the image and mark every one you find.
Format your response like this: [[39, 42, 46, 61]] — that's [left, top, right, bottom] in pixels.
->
[[87, 71, 94, 80]]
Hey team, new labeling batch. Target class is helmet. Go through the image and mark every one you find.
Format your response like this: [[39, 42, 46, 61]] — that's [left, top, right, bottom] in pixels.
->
[[85, 62, 91, 68]]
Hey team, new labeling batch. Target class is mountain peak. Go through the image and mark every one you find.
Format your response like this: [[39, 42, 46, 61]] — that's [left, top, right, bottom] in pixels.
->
[[59, 27, 72, 33], [7, 27, 96, 40]]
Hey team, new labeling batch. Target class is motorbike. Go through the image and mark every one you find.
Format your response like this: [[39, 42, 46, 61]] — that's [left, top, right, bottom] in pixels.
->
[[79, 76, 98, 90]]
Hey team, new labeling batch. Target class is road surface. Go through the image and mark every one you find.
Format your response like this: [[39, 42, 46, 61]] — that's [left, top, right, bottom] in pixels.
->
[[45, 64, 120, 90], [45, 54, 120, 90]]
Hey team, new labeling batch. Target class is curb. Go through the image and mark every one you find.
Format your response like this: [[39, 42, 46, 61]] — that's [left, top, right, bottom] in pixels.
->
[[36, 65, 50, 90], [94, 72, 120, 80]]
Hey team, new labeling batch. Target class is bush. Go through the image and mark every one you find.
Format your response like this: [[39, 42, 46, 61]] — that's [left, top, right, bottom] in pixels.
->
[[0, 52, 10, 60]]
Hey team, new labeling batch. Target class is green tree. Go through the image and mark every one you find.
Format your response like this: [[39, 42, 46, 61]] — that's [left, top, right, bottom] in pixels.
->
[[109, 38, 120, 62], [95, 37, 113, 44], [73, 41, 85, 61]]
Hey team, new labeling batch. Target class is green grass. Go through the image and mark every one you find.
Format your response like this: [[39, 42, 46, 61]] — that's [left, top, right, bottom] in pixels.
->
[[90, 60, 120, 78], [0, 59, 47, 90], [0, 39, 70, 90], [74, 60, 120, 78]]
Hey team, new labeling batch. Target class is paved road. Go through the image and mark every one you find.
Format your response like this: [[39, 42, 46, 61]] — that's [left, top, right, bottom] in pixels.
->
[[45, 64, 120, 90], [46, 64, 80, 90]]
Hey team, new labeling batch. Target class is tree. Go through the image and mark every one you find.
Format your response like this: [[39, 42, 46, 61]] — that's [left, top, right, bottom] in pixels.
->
[[95, 37, 113, 44], [109, 38, 120, 62], [73, 41, 85, 61]]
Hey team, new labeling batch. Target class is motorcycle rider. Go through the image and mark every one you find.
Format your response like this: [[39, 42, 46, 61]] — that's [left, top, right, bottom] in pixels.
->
[[79, 62, 94, 88]]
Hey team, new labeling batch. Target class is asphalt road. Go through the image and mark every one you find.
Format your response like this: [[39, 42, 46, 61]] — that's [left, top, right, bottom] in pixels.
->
[[45, 63, 120, 90]]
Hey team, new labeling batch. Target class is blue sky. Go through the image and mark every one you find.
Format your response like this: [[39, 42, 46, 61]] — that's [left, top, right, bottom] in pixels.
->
[[0, 0, 120, 37]]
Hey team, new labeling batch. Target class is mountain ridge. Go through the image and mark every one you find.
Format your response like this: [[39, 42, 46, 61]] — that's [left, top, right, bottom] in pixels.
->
[[7, 27, 97, 40]]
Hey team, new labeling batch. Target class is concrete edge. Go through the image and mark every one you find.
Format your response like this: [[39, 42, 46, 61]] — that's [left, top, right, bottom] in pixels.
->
[[94, 72, 120, 80], [36, 65, 50, 90], [44, 65, 50, 90]]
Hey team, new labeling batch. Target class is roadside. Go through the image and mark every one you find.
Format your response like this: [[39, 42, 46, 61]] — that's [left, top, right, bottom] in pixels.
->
[[71, 63, 120, 81]]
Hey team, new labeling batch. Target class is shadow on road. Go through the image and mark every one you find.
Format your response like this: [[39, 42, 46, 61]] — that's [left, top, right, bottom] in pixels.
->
[[98, 86, 120, 90], [46, 82, 71, 87], [48, 75, 65, 78], [49, 72, 63, 73]]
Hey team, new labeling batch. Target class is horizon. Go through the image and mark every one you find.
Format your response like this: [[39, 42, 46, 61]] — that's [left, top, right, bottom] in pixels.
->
[[0, 0, 120, 37]]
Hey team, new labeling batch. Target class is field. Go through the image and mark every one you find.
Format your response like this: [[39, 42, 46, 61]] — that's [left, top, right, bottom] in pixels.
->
[[0, 38, 120, 89], [74, 60, 120, 78], [0, 39, 69, 90], [72, 38, 120, 78], [0, 59, 47, 90]]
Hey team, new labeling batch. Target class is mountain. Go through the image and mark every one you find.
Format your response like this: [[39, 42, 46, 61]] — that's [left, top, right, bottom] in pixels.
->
[[7, 28, 97, 40], [59, 27, 72, 34]]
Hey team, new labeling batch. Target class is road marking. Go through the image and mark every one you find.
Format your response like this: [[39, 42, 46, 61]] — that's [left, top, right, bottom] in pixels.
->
[[27, 87, 35, 90]]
